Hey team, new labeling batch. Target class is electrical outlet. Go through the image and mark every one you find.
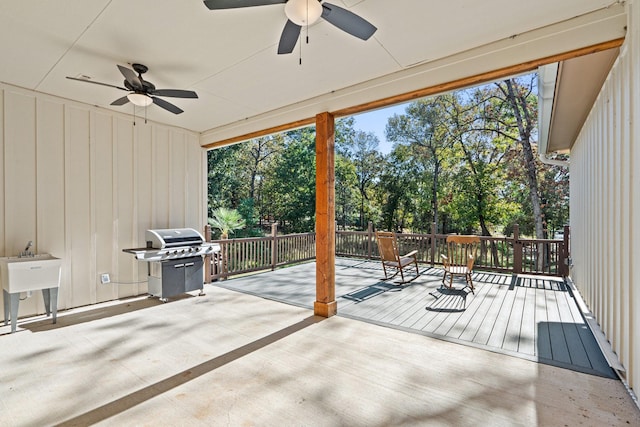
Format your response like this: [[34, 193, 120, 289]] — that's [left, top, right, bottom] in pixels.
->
[[100, 273, 110, 284]]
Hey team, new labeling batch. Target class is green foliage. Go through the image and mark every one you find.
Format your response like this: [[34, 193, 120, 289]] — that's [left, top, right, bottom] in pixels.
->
[[262, 129, 316, 233], [206, 72, 569, 238], [209, 207, 246, 238], [342, 130, 384, 229], [234, 198, 263, 237], [207, 143, 247, 217], [335, 154, 359, 229]]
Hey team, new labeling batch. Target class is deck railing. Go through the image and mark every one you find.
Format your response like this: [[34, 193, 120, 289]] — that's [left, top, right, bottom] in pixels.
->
[[205, 224, 316, 280], [204, 223, 569, 281]]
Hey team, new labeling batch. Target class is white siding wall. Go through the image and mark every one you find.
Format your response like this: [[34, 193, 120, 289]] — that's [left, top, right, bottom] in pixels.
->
[[0, 84, 206, 317], [570, 1, 640, 391]]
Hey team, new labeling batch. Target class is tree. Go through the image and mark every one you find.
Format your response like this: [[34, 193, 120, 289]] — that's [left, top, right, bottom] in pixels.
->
[[335, 154, 358, 230], [445, 89, 522, 242], [378, 144, 428, 232], [207, 143, 247, 217], [245, 135, 281, 200], [479, 77, 544, 241], [241, 135, 281, 228], [386, 97, 454, 232], [262, 128, 316, 233], [343, 130, 383, 229]]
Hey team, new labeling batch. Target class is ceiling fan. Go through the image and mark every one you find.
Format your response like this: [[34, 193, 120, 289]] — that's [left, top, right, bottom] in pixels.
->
[[66, 63, 198, 114], [203, 0, 377, 54]]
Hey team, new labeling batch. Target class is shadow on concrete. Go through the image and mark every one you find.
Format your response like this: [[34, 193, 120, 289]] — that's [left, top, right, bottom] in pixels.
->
[[54, 315, 323, 427]]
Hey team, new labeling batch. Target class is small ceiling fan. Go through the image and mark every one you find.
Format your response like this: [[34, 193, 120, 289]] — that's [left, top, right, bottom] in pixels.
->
[[203, 0, 377, 54], [66, 63, 198, 114]]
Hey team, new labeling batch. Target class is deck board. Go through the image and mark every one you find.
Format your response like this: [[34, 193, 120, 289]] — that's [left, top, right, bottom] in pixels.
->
[[503, 284, 527, 353], [535, 286, 552, 358], [486, 281, 518, 349], [456, 281, 502, 342], [545, 289, 573, 364], [215, 259, 616, 378], [556, 290, 593, 368]]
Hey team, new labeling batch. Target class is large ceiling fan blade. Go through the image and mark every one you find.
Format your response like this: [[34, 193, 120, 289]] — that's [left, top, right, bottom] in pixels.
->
[[117, 65, 143, 90], [204, 0, 285, 9], [151, 89, 198, 99], [110, 96, 130, 106], [321, 3, 377, 40], [278, 20, 301, 54], [66, 76, 128, 91], [152, 97, 184, 114]]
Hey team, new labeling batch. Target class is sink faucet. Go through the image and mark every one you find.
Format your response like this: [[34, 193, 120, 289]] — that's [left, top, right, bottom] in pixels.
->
[[19, 241, 34, 258]]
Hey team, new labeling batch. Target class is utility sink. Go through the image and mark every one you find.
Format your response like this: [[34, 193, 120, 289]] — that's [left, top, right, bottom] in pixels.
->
[[0, 254, 62, 293]]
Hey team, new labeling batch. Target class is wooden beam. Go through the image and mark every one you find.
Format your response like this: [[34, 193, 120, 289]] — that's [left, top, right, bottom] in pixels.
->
[[202, 117, 315, 150], [332, 38, 625, 118], [314, 112, 337, 318]]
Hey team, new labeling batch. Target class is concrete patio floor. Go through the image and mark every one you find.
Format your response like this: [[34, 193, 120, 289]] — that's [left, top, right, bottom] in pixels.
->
[[1, 276, 639, 426]]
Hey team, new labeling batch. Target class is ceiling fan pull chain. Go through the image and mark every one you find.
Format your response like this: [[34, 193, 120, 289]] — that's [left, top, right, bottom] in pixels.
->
[[306, 0, 309, 45], [300, 0, 308, 65]]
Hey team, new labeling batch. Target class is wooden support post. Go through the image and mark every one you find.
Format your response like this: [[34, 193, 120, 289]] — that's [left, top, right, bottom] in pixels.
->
[[314, 112, 337, 318], [513, 224, 523, 274], [271, 222, 278, 271], [430, 222, 436, 267], [562, 224, 570, 277], [367, 221, 373, 260], [204, 224, 212, 283]]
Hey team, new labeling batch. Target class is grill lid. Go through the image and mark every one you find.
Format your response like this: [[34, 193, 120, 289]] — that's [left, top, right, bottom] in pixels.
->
[[146, 228, 204, 249]]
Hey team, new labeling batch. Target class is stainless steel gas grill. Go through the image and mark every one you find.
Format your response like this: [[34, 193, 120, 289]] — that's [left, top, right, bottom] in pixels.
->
[[123, 228, 220, 301]]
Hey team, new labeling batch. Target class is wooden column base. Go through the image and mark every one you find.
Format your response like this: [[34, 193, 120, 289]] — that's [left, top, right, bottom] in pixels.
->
[[314, 301, 337, 318]]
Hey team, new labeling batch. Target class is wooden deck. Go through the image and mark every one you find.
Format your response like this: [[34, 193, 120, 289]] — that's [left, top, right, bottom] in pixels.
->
[[215, 258, 615, 378]]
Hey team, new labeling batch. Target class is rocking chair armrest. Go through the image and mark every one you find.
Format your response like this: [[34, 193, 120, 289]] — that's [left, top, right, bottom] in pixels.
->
[[440, 253, 449, 268], [405, 250, 418, 258], [467, 254, 475, 270]]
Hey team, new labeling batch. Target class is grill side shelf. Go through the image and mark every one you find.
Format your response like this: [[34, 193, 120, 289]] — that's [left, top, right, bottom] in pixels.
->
[[122, 248, 150, 260]]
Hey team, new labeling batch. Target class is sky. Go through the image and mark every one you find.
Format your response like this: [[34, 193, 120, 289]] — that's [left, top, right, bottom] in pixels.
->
[[351, 103, 408, 154]]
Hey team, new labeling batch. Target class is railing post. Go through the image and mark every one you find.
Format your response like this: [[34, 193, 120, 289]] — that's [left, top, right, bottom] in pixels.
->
[[513, 224, 522, 274], [562, 224, 570, 277], [334, 220, 338, 258], [368, 221, 373, 260], [430, 222, 436, 267], [271, 222, 278, 271], [204, 224, 212, 283]]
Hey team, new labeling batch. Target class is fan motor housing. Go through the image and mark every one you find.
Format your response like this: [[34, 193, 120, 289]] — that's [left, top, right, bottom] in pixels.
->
[[124, 79, 155, 92], [132, 63, 148, 74]]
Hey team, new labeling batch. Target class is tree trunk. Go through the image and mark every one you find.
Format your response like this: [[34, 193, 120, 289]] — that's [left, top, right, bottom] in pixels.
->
[[432, 159, 440, 233], [504, 79, 545, 270]]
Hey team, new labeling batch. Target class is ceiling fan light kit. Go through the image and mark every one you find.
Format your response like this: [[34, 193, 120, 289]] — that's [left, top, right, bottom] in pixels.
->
[[127, 93, 152, 107], [285, 0, 322, 26]]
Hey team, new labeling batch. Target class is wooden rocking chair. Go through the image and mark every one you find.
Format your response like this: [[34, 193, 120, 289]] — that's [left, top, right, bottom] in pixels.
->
[[375, 231, 420, 283], [441, 235, 481, 293]]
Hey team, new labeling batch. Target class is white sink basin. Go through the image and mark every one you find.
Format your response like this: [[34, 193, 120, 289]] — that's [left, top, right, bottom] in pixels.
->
[[0, 254, 62, 293]]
